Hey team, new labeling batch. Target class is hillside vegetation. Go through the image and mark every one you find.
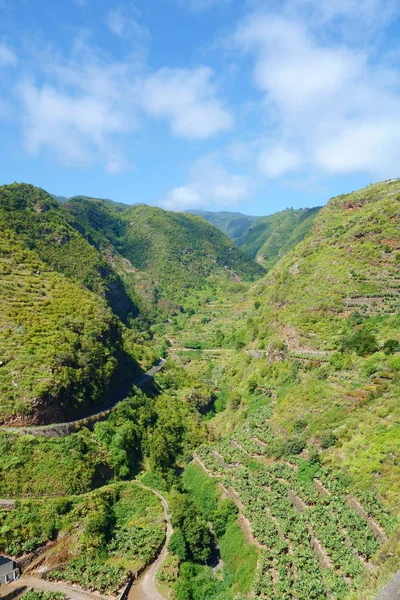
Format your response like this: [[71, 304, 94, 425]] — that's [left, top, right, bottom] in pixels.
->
[[192, 206, 321, 272], [0, 483, 165, 595], [241, 207, 321, 269], [0, 184, 263, 424], [1, 179, 399, 600], [65, 197, 263, 313], [154, 180, 400, 599], [119, 205, 263, 309], [0, 185, 130, 424], [188, 210, 257, 245]]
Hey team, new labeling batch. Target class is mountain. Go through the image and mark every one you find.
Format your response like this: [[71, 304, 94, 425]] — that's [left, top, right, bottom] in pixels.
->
[[118, 205, 263, 306], [189, 179, 400, 502], [241, 206, 321, 269], [0, 184, 138, 425], [188, 210, 257, 245], [160, 179, 400, 599], [64, 199, 264, 313], [190, 207, 322, 272], [58, 200, 321, 275], [0, 184, 263, 424]]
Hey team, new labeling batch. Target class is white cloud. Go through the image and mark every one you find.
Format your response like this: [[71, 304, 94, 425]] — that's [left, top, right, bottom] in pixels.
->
[[316, 118, 400, 176], [162, 156, 250, 210], [285, 0, 399, 36], [258, 147, 302, 178], [0, 43, 17, 67], [16, 41, 231, 170], [234, 7, 400, 179], [19, 81, 130, 167], [105, 156, 135, 175], [139, 67, 232, 139], [106, 9, 127, 37], [17, 49, 138, 170], [105, 7, 149, 42]]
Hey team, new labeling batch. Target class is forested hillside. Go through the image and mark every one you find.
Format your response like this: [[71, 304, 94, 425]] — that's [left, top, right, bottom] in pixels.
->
[[155, 179, 400, 599], [241, 206, 321, 269], [119, 205, 263, 308], [188, 209, 257, 245], [1, 180, 399, 600], [0, 184, 138, 424], [65, 197, 263, 312], [0, 184, 263, 424], [192, 206, 321, 271]]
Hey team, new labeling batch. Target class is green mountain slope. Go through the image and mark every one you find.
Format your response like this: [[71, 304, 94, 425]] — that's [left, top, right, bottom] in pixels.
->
[[62, 198, 264, 314], [0, 184, 263, 423], [241, 206, 321, 268], [0, 184, 143, 424], [158, 179, 400, 599], [118, 205, 263, 306], [204, 180, 400, 503], [188, 210, 257, 245], [189, 207, 322, 272]]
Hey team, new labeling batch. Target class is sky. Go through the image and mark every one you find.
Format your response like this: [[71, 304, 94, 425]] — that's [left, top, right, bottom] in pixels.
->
[[1, 0, 400, 215]]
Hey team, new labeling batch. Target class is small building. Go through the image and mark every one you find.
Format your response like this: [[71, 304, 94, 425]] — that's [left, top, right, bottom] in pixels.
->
[[0, 556, 20, 585]]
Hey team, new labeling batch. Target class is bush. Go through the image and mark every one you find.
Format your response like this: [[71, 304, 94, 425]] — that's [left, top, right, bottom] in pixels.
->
[[340, 329, 378, 356], [213, 499, 238, 538], [284, 437, 306, 456], [294, 418, 307, 433], [382, 339, 400, 355], [169, 528, 188, 561], [320, 432, 338, 449]]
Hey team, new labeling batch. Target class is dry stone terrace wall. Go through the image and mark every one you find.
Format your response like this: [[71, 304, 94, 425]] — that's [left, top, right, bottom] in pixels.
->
[[1, 359, 165, 439]]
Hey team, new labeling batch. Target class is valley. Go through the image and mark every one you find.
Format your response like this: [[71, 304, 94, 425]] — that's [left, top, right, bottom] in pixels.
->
[[0, 181, 399, 600]]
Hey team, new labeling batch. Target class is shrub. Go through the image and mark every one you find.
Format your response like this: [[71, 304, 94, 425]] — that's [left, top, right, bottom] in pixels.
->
[[340, 329, 379, 356], [169, 528, 188, 561], [320, 432, 338, 449], [284, 437, 306, 456], [382, 339, 400, 355]]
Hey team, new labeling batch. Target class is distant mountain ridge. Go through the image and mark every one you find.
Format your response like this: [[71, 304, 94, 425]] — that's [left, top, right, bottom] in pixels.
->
[[187, 210, 257, 245], [190, 207, 322, 271], [55, 198, 321, 273]]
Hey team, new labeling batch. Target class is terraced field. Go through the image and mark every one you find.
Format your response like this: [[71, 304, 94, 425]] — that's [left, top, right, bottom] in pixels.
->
[[195, 407, 396, 600]]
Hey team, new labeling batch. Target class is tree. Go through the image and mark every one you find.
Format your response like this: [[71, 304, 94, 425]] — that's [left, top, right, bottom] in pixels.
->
[[182, 517, 211, 564], [168, 529, 188, 561]]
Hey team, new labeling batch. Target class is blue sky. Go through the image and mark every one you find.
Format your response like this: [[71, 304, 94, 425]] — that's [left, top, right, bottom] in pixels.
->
[[1, 0, 400, 215]]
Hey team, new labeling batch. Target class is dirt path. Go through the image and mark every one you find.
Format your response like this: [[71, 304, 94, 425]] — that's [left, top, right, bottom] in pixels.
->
[[128, 484, 173, 600], [1, 482, 172, 600], [0, 575, 110, 600]]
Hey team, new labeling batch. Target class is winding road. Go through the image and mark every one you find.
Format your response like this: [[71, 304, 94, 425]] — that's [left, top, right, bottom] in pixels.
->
[[128, 484, 173, 600], [1, 358, 166, 437], [0, 482, 173, 600]]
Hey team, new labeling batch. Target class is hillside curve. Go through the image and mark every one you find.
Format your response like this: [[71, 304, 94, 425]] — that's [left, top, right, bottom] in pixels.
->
[[0, 358, 166, 438], [129, 483, 173, 600]]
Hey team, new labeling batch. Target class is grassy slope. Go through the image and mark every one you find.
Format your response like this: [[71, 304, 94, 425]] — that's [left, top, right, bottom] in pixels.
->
[[118, 204, 264, 308], [0, 184, 147, 424], [157, 180, 400, 598], [248, 181, 400, 500], [187, 210, 257, 245], [64, 198, 264, 314], [177, 180, 400, 502], [241, 206, 321, 268], [189, 207, 321, 272]]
